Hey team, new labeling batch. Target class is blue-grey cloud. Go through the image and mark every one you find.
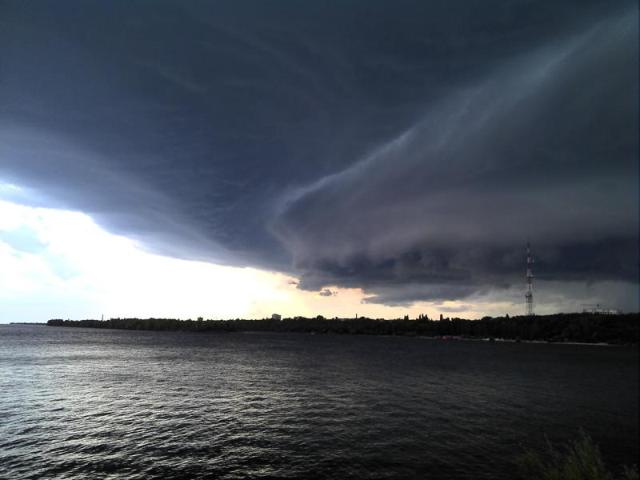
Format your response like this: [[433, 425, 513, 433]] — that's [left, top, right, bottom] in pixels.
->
[[273, 8, 639, 304], [0, 1, 637, 309]]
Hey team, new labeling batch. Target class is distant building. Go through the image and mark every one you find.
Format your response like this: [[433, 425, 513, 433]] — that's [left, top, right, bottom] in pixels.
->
[[271, 313, 282, 321]]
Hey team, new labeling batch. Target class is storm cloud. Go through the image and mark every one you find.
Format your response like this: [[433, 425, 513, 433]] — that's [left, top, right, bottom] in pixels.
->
[[1, 1, 637, 308], [274, 8, 638, 303]]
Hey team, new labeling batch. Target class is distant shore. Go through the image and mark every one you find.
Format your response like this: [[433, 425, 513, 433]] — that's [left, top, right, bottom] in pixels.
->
[[46, 313, 639, 345]]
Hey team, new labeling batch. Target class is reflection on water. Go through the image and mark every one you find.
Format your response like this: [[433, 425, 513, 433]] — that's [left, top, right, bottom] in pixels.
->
[[0, 325, 637, 479]]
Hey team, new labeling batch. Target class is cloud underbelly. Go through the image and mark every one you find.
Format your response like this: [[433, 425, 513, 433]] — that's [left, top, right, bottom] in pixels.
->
[[272, 9, 639, 303]]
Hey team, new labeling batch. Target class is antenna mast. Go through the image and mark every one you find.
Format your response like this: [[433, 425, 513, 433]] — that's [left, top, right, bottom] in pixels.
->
[[525, 242, 534, 316]]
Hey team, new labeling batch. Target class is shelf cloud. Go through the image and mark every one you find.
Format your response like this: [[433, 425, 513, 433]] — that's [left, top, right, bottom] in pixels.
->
[[1, 1, 637, 309]]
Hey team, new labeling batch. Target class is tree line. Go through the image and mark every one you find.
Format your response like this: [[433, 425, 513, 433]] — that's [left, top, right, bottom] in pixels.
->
[[47, 313, 639, 344]]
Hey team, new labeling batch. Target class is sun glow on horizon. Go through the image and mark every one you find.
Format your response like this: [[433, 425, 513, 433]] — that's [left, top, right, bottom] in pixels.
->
[[0, 193, 290, 320]]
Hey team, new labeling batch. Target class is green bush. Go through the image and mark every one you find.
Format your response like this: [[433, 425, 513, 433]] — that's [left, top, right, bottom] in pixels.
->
[[518, 432, 638, 480]]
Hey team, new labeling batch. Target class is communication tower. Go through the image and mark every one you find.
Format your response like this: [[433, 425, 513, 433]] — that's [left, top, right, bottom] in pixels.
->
[[525, 242, 534, 316]]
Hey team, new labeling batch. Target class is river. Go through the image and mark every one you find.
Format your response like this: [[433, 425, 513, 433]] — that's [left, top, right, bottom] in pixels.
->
[[1, 324, 637, 479]]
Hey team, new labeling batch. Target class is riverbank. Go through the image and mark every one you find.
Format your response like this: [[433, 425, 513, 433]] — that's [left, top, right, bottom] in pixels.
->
[[47, 313, 639, 345], [423, 336, 622, 347]]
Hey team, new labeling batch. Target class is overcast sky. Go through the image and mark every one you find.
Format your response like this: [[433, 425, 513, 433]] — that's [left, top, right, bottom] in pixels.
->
[[1, 0, 638, 321]]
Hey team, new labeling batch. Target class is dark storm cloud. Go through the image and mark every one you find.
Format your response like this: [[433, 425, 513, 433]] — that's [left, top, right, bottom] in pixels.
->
[[361, 284, 482, 307], [0, 1, 637, 306], [319, 289, 337, 298], [273, 7, 639, 303]]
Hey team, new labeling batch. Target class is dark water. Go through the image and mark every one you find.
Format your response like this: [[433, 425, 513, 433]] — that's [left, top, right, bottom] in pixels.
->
[[1, 325, 637, 479]]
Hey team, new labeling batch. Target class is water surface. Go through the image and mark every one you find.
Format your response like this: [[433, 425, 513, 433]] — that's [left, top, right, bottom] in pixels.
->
[[1, 324, 637, 479]]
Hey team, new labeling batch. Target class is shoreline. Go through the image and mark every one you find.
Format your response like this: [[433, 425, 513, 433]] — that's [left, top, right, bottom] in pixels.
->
[[39, 314, 640, 347], [418, 335, 624, 347], [3, 322, 637, 346]]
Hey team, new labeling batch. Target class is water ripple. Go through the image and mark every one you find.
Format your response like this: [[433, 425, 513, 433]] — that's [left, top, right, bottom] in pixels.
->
[[1, 325, 637, 479]]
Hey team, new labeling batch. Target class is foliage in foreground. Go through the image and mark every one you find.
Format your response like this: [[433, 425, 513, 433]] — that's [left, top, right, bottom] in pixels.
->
[[518, 432, 638, 480]]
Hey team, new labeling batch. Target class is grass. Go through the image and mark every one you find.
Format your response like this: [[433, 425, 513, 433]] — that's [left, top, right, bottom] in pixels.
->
[[518, 431, 638, 480]]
